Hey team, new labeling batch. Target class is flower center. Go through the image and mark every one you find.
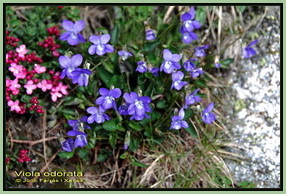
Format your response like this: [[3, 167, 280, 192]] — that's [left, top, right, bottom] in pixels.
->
[[165, 61, 172, 69], [105, 96, 114, 104], [184, 20, 192, 28], [71, 32, 77, 39], [135, 100, 144, 109], [97, 44, 105, 51]]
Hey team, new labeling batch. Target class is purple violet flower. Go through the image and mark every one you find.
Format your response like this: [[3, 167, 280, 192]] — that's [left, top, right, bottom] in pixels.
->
[[150, 67, 160, 77], [67, 130, 88, 148], [183, 59, 197, 71], [118, 50, 133, 61], [61, 138, 74, 152], [68, 119, 79, 131], [243, 40, 258, 59], [202, 102, 216, 124], [88, 34, 114, 56], [136, 61, 147, 73], [171, 71, 188, 91], [160, 49, 182, 74], [87, 107, 110, 124], [59, 20, 85, 45], [181, 31, 198, 44], [194, 45, 209, 57], [58, 54, 83, 79], [184, 89, 201, 108], [190, 67, 204, 78], [180, 7, 201, 33], [215, 63, 221, 68], [123, 92, 152, 121], [71, 68, 92, 86], [118, 103, 130, 115], [95, 88, 122, 110], [170, 109, 189, 130], [146, 29, 156, 41]]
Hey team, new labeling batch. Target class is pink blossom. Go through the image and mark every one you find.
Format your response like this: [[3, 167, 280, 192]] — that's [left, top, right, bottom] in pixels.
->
[[51, 90, 63, 102], [16, 44, 28, 58], [8, 63, 27, 79], [7, 100, 21, 112], [50, 82, 68, 102], [9, 79, 21, 91], [57, 82, 68, 95], [24, 80, 37, 95], [37, 80, 52, 92], [34, 64, 46, 74], [6, 79, 12, 87]]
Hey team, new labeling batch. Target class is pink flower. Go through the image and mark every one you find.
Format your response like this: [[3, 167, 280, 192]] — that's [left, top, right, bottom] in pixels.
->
[[34, 64, 46, 74], [50, 82, 68, 102], [9, 79, 21, 91], [16, 44, 28, 58], [57, 82, 68, 95], [24, 80, 37, 95], [8, 63, 21, 75], [6, 79, 12, 87], [7, 100, 21, 112], [37, 80, 52, 92], [8, 63, 27, 79], [51, 90, 62, 102]]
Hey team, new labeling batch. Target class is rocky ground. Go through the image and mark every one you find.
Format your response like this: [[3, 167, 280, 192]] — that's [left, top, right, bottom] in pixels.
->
[[224, 6, 281, 188]]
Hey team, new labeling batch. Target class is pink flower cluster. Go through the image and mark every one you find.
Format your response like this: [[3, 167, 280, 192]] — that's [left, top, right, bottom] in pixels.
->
[[6, 43, 69, 114]]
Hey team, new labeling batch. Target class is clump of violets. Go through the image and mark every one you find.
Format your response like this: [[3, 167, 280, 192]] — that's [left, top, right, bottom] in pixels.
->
[[145, 29, 156, 41], [122, 92, 152, 120], [95, 88, 122, 110], [170, 108, 189, 130], [61, 118, 90, 152], [59, 20, 85, 45], [243, 39, 258, 59], [180, 7, 201, 44], [58, 54, 91, 86], [160, 49, 182, 74], [202, 102, 216, 124], [183, 59, 203, 78], [88, 34, 114, 56]]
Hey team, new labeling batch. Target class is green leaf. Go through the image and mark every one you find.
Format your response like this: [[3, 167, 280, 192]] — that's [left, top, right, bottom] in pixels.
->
[[128, 122, 142, 131], [78, 149, 89, 161], [20, 95, 31, 103], [110, 75, 122, 88], [129, 135, 141, 151], [156, 100, 167, 109], [194, 79, 208, 88], [143, 40, 161, 53], [185, 122, 198, 138], [184, 109, 194, 119], [120, 152, 129, 159], [103, 119, 120, 131], [61, 109, 75, 116], [98, 67, 112, 88], [58, 151, 74, 159], [103, 61, 115, 74], [130, 156, 147, 168], [220, 58, 234, 69], [196, 6, 207, 25], [236, 6, 246, 14], [111, 24, 119, 44], [109, 133, 118, 149]]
